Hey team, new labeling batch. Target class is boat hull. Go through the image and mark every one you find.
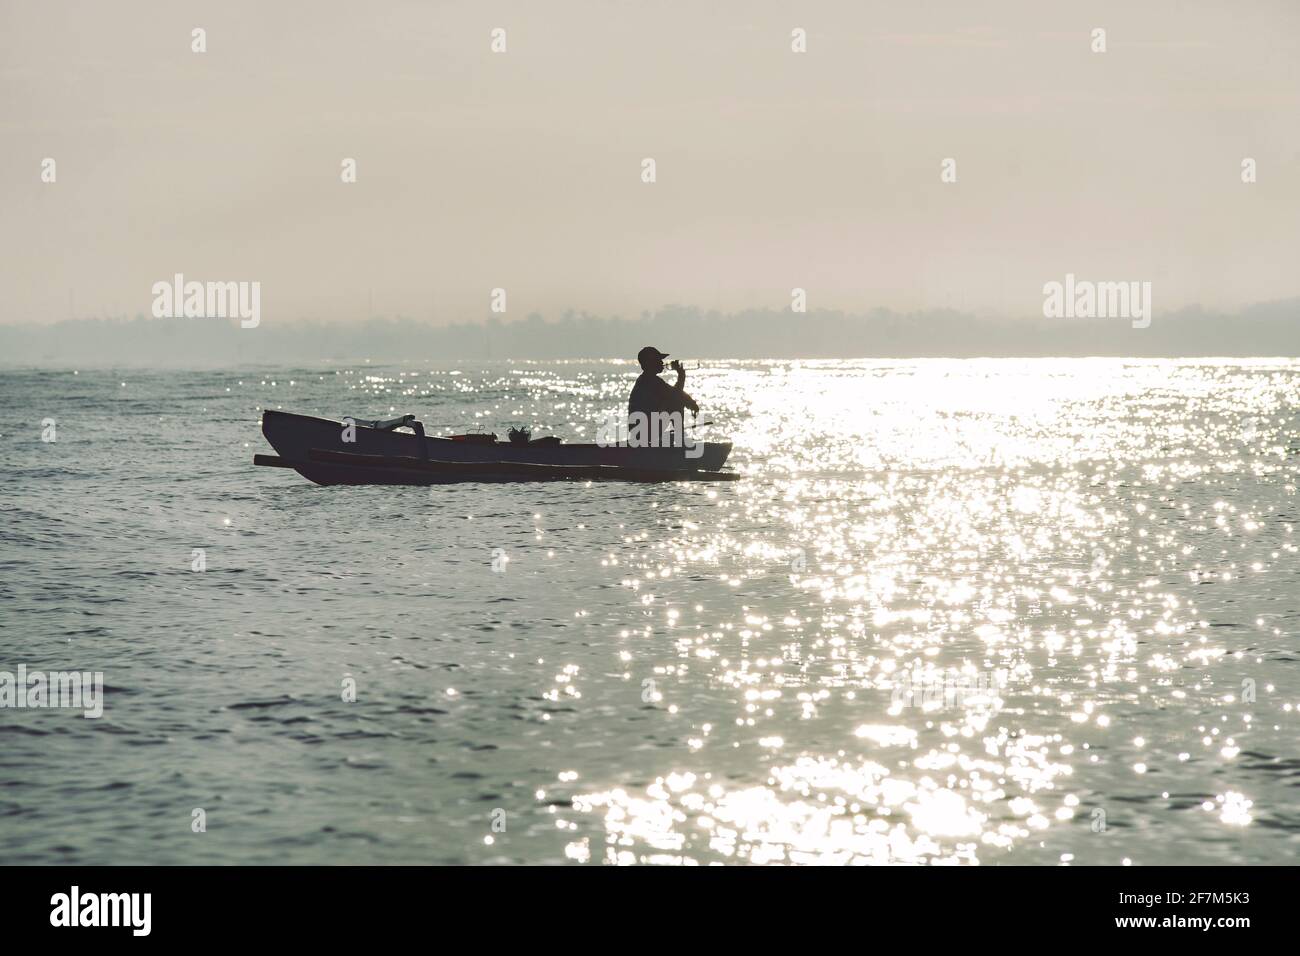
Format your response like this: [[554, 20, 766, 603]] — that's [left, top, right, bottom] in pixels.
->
[[258, 410, 735, 485]]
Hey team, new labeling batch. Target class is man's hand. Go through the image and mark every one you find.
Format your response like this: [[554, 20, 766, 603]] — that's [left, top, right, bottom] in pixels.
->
[[670, 360, 684, 373]]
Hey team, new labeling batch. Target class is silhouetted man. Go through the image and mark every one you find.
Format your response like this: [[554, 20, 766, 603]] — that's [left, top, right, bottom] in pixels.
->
[[628, 347, 699, 434]]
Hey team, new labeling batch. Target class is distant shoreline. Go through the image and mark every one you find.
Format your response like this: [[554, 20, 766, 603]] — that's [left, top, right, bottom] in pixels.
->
[[1, 302, 1297, 366]]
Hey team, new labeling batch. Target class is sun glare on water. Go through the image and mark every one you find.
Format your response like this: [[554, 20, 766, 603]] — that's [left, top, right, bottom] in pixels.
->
[[541, 359, 1298, 864]]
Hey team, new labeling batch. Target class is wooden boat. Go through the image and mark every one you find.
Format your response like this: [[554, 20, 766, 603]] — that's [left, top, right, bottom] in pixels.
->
[[255, 410, 738, 485]]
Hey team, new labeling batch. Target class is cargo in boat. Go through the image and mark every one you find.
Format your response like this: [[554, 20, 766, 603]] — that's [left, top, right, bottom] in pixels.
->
[[255, 410, 736, 485]]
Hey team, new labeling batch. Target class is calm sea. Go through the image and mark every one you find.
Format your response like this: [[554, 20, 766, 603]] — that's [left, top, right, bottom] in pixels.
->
[[2, 359, 1298, 864]]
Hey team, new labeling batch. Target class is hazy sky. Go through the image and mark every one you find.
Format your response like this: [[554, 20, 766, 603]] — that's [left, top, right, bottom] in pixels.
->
[[2, 0, 1298, 326]]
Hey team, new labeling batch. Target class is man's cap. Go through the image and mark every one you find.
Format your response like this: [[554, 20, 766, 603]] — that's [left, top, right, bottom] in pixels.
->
[[637, 346, 669, 365]]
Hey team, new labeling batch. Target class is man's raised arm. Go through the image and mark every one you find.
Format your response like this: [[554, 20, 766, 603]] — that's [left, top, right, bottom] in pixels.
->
[[667, 361, 699, 415]]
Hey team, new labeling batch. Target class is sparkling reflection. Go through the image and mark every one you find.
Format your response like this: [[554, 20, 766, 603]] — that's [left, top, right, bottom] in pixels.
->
[[546, 359, 1297, 864]]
